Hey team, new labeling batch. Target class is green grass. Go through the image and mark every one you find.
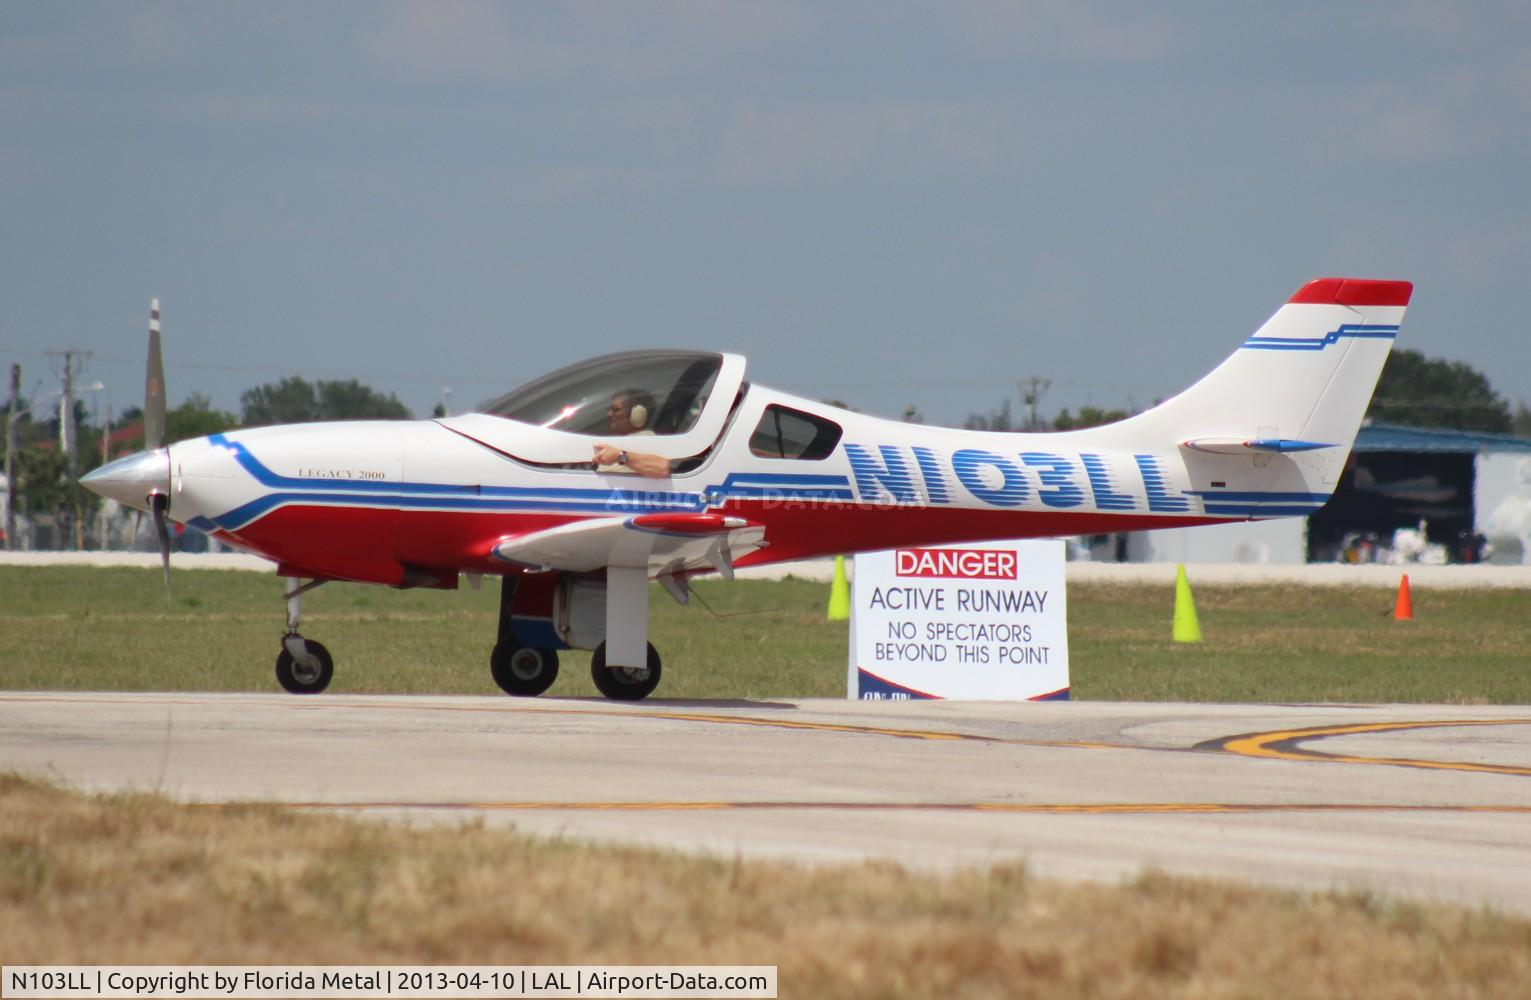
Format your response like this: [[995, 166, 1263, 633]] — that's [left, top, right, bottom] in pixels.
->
[[0, 567, 844, 699], [1070, 581, 1531, 703], [2, 566, 1529, 702]]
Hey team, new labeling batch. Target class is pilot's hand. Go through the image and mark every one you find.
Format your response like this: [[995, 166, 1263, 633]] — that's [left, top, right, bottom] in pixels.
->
[[593, 443, 668, 478]]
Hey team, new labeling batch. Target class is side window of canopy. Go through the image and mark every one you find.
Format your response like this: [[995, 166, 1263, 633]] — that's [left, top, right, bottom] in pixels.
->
[[479, 352, 723, 436], [748, 405, 842, 460]]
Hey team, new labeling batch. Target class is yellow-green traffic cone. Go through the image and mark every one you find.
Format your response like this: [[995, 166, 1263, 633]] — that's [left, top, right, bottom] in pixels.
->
[[827, 555, 850, 621], [1172, 563, 1202, 643]]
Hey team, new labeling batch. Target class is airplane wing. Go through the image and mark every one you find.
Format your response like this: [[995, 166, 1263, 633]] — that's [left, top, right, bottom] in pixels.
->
[[489, 512, 765, 580]]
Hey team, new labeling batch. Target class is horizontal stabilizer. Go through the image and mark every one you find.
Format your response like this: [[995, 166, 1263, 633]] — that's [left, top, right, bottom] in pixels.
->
[[1181, 437, 1338, 456]]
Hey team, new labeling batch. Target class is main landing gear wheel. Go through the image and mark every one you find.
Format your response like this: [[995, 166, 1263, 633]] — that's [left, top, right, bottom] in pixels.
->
[[490, 641, 560, 697], [590, 641, 662, 701], [276, 638, 334, 695]]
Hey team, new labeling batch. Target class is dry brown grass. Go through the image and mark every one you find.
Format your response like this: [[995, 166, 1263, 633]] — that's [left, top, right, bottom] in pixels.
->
[[4, 775, 1531, 998]]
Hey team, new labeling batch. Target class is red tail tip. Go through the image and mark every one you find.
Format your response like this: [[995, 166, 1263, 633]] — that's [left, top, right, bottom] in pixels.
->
[[1289, 278, 1413, 307]]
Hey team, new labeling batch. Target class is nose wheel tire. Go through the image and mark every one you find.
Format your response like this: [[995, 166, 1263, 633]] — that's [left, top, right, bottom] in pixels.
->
[[590, 641, 662, 701], [490, 642, 560, 697], [276, 638, 334, 695]]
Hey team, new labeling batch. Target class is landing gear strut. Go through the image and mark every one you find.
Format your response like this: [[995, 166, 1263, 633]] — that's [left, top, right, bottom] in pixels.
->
[[591, 565, 663, 700], [276, 577, 333, 695], [489, 570, 666, 701]]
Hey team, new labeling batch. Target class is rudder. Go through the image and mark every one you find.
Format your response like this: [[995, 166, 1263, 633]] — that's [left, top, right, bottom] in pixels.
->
[[1094, 277, 1411, 464]]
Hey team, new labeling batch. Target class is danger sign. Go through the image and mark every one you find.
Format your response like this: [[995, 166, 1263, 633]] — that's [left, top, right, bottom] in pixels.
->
[[849, 539, 1069, 701]]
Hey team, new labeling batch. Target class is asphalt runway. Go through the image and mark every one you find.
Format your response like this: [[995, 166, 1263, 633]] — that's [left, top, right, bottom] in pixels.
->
[[4, 692, 1531, 913]]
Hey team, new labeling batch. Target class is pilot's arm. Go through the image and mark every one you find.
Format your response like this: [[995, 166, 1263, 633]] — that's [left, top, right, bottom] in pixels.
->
[[593, 443, 671, 479]]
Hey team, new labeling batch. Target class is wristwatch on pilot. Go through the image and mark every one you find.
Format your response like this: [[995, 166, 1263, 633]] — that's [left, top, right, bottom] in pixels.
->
[[618, 450, 629, 466]]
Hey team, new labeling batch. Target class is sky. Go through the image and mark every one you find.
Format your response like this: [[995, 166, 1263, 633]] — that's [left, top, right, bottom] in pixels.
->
[[3, 2, 1529, 429]]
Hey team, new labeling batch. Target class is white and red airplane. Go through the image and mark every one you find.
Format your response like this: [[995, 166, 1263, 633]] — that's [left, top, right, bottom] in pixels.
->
[[83, 277, 1411, 700]]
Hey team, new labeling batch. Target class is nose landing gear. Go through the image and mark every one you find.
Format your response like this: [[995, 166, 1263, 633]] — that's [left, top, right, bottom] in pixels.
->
[[276, 636, 334, 694], [275, 577, 333, 695]]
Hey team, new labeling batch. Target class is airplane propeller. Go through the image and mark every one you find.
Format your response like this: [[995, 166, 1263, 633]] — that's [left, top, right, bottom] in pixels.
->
[[144, 297, 165, 453], [83, 299, 174, 599], [148, 490, 172, 598], [143, 298, 172, 598]]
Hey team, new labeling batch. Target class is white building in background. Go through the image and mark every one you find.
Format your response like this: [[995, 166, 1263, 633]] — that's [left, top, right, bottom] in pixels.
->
[[1482, 457, 1531, 564]]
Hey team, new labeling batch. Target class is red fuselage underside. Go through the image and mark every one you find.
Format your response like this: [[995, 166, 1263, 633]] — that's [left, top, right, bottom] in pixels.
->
[[214, 500, 1228, 586]]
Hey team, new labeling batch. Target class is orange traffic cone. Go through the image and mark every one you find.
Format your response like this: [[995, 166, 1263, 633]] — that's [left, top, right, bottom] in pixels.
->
[[1393, 573, 1413, 621]]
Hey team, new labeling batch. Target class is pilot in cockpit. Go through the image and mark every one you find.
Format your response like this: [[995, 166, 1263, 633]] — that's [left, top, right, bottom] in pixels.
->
[[593, 389, 671, 478]]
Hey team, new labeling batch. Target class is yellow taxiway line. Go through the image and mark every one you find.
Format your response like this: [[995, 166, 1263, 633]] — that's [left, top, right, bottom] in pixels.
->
[[1203, 719, 1531, 777]]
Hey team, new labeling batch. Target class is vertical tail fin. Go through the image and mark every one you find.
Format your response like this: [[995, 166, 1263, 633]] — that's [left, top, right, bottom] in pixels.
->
[[1098, 278, 1411, 484]]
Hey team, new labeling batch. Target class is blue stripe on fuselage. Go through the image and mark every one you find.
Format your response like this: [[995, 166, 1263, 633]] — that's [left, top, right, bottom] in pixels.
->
[[199, 435, 852, 530], [199, 434, 1336, 532]]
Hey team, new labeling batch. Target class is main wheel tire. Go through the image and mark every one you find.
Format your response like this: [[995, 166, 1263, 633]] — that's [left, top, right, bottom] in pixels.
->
[[275, 638, 334, 695], [590, 641, 662, 701], [490, 641, 560, 697]]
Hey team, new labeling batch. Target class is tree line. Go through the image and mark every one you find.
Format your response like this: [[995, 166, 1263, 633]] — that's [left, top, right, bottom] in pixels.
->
[[960, 349, 1531, 436], [116, 376, 415, 447]]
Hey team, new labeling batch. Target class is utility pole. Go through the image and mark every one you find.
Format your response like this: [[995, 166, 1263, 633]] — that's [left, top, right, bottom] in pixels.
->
[[4, 364, 18, 550], [1020, 375, 1052, 431], [48, 349, 91, 549]]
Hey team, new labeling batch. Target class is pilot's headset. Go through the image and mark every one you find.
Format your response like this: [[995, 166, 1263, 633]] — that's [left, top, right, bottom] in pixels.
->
[[622, 389, 655, 430]]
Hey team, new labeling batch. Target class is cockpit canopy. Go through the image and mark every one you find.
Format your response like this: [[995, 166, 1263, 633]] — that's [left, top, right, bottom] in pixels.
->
[[448, 350, 746, 466], [479, 350, 725, 437]]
